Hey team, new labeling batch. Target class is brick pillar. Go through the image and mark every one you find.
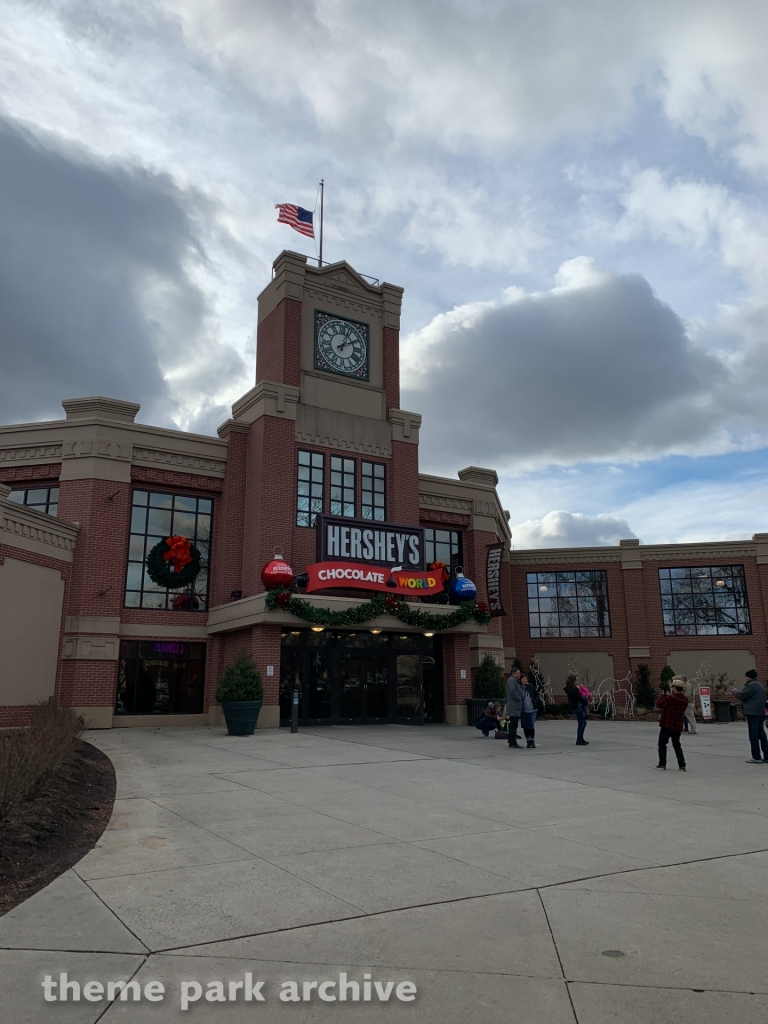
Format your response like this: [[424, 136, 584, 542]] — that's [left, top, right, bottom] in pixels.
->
[[442, 633, 471, 725], [210, 423, 249, 606], [57, 476, 132, 717], [383, 326, 400, 411], [208, 624, 281, 729], [389, 440, 420, 524]]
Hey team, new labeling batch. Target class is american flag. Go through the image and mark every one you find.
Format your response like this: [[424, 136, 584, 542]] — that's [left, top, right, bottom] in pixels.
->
[[275, 204, 314, 239]]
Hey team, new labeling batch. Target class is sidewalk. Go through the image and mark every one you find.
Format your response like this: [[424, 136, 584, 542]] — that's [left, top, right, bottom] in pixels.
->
[[2, 720, 767, 1022]]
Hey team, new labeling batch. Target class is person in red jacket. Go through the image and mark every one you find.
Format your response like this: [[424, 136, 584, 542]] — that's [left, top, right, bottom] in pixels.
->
[[656, 683, 689, 772]]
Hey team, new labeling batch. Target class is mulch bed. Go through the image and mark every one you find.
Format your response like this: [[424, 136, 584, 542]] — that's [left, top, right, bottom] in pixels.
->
[[0, 741, 115, 915]]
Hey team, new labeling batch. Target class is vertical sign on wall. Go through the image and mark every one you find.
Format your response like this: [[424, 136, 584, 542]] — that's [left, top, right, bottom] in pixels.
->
[[698, 686, 712, 720], [485, 543, 506, 618]]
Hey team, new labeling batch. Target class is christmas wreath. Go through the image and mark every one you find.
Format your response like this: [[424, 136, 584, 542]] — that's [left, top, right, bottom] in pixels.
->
[[265, 588, 491, 630], [146, 535, 201, 590]]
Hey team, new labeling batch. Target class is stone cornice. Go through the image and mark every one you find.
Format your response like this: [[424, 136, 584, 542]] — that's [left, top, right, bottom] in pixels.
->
[[418, 471, 511, 544], [509, 538, 763, 567], [207, 592, 483, 635], [0, 486, 78, 562], [0, 412, 227, 479]]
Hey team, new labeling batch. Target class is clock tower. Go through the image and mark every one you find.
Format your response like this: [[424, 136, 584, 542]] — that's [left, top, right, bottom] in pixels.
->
[[214, 250, 422, 612]]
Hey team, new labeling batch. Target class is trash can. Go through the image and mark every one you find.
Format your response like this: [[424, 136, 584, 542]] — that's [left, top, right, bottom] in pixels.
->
[[465, 697, 506, 725], [730, 702, 741, 722], [713, 699, 731, 723]]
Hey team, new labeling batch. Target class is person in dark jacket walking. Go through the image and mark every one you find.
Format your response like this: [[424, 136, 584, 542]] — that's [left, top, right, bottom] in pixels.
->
[[732, 669, 768, 764], [564, 674, 589, 746], [656, 684, 688, 771], [519, 674, 542, 748]]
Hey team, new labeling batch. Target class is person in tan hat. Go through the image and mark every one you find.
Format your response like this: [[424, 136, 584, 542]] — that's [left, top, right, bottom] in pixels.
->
[[676, 675, 697, 734]]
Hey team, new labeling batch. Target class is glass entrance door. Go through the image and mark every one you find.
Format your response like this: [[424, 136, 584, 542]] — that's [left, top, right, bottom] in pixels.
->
[[279, 630, 443, 726]]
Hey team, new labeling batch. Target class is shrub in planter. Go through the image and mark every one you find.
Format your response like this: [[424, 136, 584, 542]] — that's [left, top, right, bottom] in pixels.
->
[[545, 702, 571, 719], [215, 650, 264, 736], [473, 655, 505, 699], [659, 665, 675, 694]]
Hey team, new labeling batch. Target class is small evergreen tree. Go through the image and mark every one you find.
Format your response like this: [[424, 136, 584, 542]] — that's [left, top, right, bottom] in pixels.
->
[[473, 655, 505, 699], [635, 663, 656, 710], [215, 649, 263, 703], [659, 665, 675, 693]]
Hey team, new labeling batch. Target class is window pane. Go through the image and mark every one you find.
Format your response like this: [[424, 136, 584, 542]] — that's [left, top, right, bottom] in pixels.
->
[[125, 488, 210, 611], [657, 565, 751, 635], [297, 451, 323, 526], [527, 569, 611, 638]]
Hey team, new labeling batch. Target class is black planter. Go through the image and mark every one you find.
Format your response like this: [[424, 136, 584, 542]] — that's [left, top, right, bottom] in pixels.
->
[[222, 700, 263, 736], [713, 699, 731, 723]]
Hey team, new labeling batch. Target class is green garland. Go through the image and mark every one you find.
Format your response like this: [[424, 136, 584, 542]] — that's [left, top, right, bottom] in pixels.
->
[[265, 589, 491, 630], [146, 538, 201, 590]]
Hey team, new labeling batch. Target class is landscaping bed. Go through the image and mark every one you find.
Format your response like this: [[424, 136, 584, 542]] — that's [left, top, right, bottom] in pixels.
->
[[0, 738, 115, 915]]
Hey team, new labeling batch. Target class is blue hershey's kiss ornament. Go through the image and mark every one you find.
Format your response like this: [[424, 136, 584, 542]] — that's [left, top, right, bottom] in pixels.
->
[[449, 567, 476, 604]]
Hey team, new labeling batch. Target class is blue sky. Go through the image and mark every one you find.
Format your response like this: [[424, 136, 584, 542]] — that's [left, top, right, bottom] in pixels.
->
[[2, 0, 768, 546]]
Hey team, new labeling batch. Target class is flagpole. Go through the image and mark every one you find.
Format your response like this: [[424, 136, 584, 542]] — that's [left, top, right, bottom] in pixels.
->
[[319, 179, 324, 266]]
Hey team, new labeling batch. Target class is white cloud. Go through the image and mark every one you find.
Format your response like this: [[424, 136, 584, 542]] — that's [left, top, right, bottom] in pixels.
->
[[402, 258, 740, 473], [511, 510, 636, 549]]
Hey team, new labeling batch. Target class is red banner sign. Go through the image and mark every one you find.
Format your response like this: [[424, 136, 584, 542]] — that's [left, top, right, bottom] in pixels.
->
[[305, 561, 444, 596]]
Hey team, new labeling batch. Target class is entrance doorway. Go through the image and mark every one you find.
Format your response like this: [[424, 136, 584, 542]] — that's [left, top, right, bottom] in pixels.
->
[[279, 630, 443, 726]]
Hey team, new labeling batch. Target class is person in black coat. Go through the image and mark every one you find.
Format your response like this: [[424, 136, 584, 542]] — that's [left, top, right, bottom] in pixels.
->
[[564, 674, 590, 746]]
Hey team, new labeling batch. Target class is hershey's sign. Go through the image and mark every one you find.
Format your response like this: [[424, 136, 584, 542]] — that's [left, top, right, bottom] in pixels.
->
[[486, 542, 506, 617], [316, 515, 425, 569]]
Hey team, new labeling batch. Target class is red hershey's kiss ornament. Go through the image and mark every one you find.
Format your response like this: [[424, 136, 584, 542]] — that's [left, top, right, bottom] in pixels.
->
[[261, 549, 294, 590]]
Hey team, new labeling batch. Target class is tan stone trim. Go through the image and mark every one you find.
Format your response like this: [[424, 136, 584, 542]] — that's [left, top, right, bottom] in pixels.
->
[[131, 446, 226, 478], [509, 539, 761, 566], [0, 443, 62, 466], [0, 411, 227, 476], [628, 646, 651, 658], [76, 707, 113, 730], [62, 636, 120, 661], [65, 615, 121, 634], [118, 623, 209, 640], [0, 491, 78, 562], [419, 471, 511, 543], [217, 420, 250, 439], [112, 714, 209, 728], [206, 592, 485, 636], [232, 381, 301, 424], [63, 397, 140, 422], [389, 409, 421, 445], [296, 404, 391, 457], [445, 704, 467, 726], [304, 286, 384, 322]]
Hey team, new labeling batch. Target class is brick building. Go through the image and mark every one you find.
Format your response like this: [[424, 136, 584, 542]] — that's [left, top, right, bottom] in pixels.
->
[[0, 253, 511, 729], [1, 252, 761, 729]]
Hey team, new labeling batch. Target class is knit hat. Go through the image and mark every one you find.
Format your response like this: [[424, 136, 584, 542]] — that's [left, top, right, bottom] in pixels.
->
[[745, 669, 758, 679]]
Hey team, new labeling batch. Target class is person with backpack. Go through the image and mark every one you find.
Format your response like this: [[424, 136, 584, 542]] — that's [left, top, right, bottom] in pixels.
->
[[732, 669, 768, 764], [520, 672, 543, 748], [564, 674, 590, 746]]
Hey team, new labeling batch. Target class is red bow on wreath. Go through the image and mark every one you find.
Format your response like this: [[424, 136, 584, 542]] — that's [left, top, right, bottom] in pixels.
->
[[385, 595, 401, 611], [163, 535, 193, 573]]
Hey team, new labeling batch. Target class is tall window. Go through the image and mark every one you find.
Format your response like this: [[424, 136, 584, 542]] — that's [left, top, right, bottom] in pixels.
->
[[8, 486, 59, 516], [297, 450, 324, 527], [361, 462, 385, 521], [659, 565, 751, 635], [424, 528, 462, 573], [527, 570, 611, 638], [330, 456, 355, 517], [125, 490, 211, 611]]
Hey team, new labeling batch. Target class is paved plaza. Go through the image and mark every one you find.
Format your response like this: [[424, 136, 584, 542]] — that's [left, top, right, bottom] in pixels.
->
[[2, 719, 768, 1022]]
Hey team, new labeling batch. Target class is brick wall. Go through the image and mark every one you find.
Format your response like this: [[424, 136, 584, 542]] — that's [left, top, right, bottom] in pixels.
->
[[255, 298, 302, 386], [510, 554, 767, 695], [383, 326, 400, 411]]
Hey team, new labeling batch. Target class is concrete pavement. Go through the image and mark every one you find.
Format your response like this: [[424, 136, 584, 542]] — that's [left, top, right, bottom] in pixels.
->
[[2, 719, 767, 1022]]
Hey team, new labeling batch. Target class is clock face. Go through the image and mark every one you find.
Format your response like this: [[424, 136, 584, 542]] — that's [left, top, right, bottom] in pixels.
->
[[314, 311, 369, 379]]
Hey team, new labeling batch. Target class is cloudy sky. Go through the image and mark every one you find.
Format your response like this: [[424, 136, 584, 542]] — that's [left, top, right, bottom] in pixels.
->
[[2, 0, 768, 546]]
